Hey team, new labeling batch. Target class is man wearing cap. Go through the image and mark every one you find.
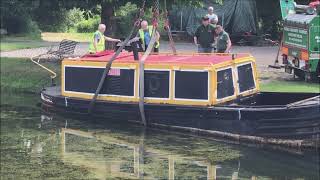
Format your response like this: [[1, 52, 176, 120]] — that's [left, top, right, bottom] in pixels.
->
[[194, 16, 215, 53], [215, 25, 232, 53]]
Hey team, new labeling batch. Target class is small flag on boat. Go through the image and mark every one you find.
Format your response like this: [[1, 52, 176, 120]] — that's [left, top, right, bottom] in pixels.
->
[[108, 69, 121, 76]]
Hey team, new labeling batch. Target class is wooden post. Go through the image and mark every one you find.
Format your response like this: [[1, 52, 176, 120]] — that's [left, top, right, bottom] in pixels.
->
[[134, 146, 140, 177], [169, 155, 175, 180], [207, 164, 216, 180], [60, 128, 65, 158]]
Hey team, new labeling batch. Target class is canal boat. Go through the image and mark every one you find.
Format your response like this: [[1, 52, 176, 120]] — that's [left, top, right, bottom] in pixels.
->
[[40, 50, 320, 148]]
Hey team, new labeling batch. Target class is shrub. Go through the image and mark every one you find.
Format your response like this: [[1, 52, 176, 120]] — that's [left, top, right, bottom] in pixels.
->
[[1, 15, 41, 38], [24, 19, 41, 38], [75, 15, 100, 33], [65, 8, 85, 32], [34, 8, 69, 32], [115, 2, 167, 37], [116, 2, 138, 37]]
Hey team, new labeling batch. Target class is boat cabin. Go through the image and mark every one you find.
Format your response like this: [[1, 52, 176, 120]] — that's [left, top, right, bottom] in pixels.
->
[[61, 51, 259, 106]]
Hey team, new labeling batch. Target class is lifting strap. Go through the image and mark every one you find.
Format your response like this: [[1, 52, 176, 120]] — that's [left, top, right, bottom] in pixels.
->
[[138, 0, 160, 126], [88, 0, 146, 114]]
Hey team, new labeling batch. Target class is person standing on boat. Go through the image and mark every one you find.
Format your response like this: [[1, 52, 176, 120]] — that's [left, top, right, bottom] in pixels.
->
[[207, 6, 218, 25], [194, 16, 215, 53], [215, 25, 232, 53], [88, 24, 121, 54], [137, 20, 160, 53]]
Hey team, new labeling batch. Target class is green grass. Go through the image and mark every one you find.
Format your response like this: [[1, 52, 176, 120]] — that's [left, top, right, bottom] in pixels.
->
[[260, 81, 320, 93], [41, 32, 92, 42], [0, 34, 46, 52], [0, 42, 46, 51], [0, 58, 60, 93], [0, 32, 91, 52]]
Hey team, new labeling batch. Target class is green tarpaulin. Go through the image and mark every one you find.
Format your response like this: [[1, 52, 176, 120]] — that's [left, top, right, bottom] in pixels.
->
[[169, 0, 258, 36]]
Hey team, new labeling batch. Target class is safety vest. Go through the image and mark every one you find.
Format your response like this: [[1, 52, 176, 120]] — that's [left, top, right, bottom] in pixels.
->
[[139, 26, 160, 48], [89, 31, 105, 53]]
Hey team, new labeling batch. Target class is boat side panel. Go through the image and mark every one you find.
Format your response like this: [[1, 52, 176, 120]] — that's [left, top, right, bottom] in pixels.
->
[[41, 88, 320, 139]]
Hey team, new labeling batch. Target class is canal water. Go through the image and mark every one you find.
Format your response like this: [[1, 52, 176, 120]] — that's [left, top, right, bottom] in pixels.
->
[[1, 92, 319, 180]]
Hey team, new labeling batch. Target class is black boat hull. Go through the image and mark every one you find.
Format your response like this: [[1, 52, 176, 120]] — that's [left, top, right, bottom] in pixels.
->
[[41, 87, 320, 148]]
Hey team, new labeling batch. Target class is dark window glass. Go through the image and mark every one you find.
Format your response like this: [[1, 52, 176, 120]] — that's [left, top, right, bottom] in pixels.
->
[[65, 67, 134, 96], [217, 68, 234, 99], [237, 63, 255, 93], [175, 71, 208, 100], [144, 70, 170, 98]]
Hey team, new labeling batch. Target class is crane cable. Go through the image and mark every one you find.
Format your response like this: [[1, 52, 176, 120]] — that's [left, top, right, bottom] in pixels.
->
[[164, 0, 177, 54], [88, 0, 146, 114], [138, 0, 160, 126]]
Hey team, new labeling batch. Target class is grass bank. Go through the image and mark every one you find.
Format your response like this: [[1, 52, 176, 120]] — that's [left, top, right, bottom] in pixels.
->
[[1, 58, 60, 93], [0, 35, 47, 52], [1, 32, 91, 52], [41, 32, 91, 42], [0, 42, 46, 52], [260, 81, 320, 93]]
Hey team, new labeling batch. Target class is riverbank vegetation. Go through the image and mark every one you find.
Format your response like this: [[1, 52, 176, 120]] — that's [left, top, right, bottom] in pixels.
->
[[0, 35, 46, 52], [260, 81, 320, 93], [1, 58, 319, 94], [41, 32, 91, 42], [1, 58, 60, 93]]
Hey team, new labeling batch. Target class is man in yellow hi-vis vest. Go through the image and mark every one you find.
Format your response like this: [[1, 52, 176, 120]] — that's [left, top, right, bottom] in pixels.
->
[[137, 20, 160, 53], [88, 24, 121, 54]]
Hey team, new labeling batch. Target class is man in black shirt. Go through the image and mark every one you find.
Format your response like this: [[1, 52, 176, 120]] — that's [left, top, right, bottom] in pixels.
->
[[194, 16, 215, 53]]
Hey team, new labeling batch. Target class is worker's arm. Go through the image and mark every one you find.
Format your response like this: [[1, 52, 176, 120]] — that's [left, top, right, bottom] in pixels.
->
[[104, 36, 121, 42], [225, 36, 232, 53], [93, 39, 98, 52], [194, 27, 200, 46], [156, 31, 160, 42], [193, 36, 198, 46]]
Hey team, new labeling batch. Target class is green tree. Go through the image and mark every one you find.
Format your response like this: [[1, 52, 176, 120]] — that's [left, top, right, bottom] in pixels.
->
[[0, 0, 220, 35], [0, 0, 40, 35]]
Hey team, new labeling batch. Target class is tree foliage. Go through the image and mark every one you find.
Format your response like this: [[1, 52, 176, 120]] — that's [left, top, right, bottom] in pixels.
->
[[0, 0, 221, 34]]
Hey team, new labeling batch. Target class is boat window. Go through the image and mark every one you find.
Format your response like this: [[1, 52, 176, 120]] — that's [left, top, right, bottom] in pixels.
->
[[65, 67, 135, 96], [217, 68, 234, 99], [175, 71, 208, 100], [237, 63, 255, 93], [144, 70, 170, 98]]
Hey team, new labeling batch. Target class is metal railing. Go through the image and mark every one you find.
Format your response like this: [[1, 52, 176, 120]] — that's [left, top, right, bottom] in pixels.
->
[[30, 55, 57, 85]]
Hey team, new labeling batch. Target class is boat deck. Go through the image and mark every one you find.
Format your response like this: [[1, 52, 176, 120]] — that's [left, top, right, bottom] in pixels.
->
[[76, 50, 251, 65]]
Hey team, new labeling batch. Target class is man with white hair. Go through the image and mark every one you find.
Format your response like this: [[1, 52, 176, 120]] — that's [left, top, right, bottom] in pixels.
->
[[207, 6, 218, 25], [88, 24, 121, 54], [137, 20, 160, 52]]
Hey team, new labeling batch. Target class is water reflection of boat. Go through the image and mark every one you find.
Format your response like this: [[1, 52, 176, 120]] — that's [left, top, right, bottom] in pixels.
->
[[61, 128, 217, 179], [59, 128, 319, 180], [41, 52, 320, 148]]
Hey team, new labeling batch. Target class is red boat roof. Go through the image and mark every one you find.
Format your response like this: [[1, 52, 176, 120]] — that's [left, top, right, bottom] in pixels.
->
[[76, 50, 251, 66]]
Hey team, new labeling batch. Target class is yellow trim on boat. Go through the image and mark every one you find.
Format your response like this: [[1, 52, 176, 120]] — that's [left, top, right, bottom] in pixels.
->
[[61, 54, 259, 106]]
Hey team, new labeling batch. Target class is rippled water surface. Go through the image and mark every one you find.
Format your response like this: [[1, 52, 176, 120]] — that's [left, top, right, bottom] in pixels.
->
[[1, 92, 319, 179]]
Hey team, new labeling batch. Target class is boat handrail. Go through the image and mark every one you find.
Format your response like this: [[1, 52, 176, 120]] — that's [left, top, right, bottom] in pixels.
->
[[286, 95, 320, 108], [30, 55, 57, 85]]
